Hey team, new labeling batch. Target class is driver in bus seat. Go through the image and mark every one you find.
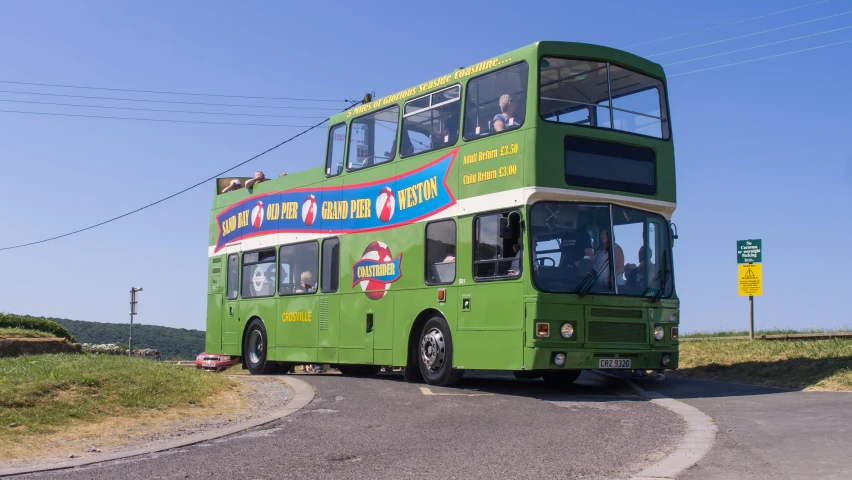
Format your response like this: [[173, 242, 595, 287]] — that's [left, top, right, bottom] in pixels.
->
[[508, 242, 522, 275], [556, 209, 593, 269]]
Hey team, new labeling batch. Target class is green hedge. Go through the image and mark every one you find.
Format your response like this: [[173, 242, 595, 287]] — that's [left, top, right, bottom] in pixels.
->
[[0, 314, 77, 342]]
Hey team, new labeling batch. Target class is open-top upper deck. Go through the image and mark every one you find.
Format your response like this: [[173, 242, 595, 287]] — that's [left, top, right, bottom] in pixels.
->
[[211, 41, 675, 253]]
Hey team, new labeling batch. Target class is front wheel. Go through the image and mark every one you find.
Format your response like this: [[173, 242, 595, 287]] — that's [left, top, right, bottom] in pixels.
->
[[243, 319, 276, 375], [418, 316, 463, 387]]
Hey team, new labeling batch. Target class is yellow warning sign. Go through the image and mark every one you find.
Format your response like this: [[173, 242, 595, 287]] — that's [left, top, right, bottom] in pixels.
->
[[738, 264, 762, 296]]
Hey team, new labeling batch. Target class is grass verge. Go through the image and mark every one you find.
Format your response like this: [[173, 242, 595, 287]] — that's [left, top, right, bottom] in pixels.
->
[[675, 338, 852, 391], [682, 327, 851, 338], [0, 353, 239, 459], [0, 328, 54, 340]]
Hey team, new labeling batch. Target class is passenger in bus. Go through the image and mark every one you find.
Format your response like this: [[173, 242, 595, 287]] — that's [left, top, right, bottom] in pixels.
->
[[295, 271, 316, 293], [442, 245, 456, 263], [220, 179, 242, 193], [493, 94, 523, 132], [625, 246, 651, 288], [592, 230, 625, 287], [245, 170, 267, 189]]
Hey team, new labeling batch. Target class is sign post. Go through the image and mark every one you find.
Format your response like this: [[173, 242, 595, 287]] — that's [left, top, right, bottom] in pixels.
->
[[129, 287, 143, 356], [737, 240, 762, 340]]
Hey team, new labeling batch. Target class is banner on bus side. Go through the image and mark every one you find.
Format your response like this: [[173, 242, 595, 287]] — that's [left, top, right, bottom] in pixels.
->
[[213, 149, 458, 252]]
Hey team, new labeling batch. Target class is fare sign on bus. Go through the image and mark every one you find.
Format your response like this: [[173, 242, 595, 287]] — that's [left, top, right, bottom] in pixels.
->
[[736, 239, 762, 264], [214, 149, 458, 253]]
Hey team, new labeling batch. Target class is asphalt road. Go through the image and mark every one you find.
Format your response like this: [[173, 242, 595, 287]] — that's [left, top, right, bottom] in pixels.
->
[[14, 371, 685, 480], [622, 373, 852, 480]]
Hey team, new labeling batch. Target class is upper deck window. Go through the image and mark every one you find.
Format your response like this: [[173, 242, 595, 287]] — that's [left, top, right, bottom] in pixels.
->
[[463, 61, 529, 140], [326, 123, 346, 177], [347, 105, 399, 172], [539, 57, 670, 140], [401, 85, 461, 158]]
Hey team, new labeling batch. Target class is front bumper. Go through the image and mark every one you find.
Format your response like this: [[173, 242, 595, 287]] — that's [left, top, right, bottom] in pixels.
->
[[524, 347, 678, 371]]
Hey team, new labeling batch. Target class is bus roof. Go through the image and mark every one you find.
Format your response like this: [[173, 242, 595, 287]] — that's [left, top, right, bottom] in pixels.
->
[[326, 40, 666, 126]]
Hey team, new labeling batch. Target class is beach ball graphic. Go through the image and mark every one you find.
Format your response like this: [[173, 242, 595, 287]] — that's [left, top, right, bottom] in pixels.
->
[[376, 186, 395, 223], [358, 241, 394, 300], [250, 201, 264, 229], [301, 194, 317, 226]]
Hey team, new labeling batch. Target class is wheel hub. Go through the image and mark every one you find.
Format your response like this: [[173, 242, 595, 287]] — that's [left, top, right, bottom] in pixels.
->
[[420, 327, 445, 372], [248, 329, 263, 365]]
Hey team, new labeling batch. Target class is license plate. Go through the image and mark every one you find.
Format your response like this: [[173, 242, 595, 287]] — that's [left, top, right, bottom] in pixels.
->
[[203, 362, 215, 367], [598, 358, 631, 369]]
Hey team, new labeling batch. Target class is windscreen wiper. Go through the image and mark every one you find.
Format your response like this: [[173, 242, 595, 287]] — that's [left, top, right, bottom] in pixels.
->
[[653, 267, 670, 303], [573, 258, 608, 298], [641, 254, 668, 301]]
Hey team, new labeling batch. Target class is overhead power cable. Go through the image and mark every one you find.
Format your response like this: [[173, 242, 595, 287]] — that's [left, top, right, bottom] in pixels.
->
[[627, 0, 833, 48], [0, 89, 343, 111], [0, 109, 322, 127], [663, 24, 852, 66], [647, 9, 852, 57], [0, 112, 349, 251], [669, 38, 852, 77], [0, 98, 329, 119], [0, 79, 348, 103]]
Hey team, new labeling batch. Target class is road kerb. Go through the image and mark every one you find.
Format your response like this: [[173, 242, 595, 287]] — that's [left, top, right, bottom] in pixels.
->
[[0, 375, 315, 478], [592, 370, 717, 480]]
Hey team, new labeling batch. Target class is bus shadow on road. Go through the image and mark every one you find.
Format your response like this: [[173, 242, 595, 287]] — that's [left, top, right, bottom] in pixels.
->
[[370, 370, 644, 403]]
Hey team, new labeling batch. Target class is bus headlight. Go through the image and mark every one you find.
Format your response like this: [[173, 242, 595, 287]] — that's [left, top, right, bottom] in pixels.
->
[[661, 354, 671, 366], [654, 326, 664, 341], [554, 353, 566, 366], [560, 323, 574, 339]]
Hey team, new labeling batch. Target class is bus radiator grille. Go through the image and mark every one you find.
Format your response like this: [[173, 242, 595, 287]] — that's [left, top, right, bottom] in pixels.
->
[[589, 308, 643, 319], [587, 322, 646, 343]]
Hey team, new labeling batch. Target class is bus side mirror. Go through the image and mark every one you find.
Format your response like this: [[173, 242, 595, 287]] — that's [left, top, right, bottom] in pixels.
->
[[670, 222, 679, 245]]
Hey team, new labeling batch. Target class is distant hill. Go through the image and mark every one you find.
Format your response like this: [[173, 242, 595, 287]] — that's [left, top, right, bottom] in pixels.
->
[[45, 317, 205, 360]]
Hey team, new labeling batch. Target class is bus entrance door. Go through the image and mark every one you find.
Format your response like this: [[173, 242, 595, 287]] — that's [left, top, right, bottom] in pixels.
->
[[222, 245, 242, 356]]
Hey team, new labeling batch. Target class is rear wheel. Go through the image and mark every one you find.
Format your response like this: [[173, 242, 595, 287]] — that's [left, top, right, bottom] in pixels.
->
[[541, 369, 582, 386], [243, 319, 276, 375], [418, 316, 463, 386]]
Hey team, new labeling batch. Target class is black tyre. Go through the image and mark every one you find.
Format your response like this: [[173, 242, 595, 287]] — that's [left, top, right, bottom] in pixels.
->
[[418, 316, 463, 386], [243, 319, 276, 375], [541, 369, 582, 386], [338, 365, 381, 377]]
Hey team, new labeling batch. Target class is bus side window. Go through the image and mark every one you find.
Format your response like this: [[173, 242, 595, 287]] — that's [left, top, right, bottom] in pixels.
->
[[463, 61, 529, 141], [321, 237, 340, 293], [279, 242, 319, 295], [241, 249, 277, 298], [473, 211, 521, 280], [326, 123, 346, 177], [425, 220, 456, 285], [226, 254, 239, 300]]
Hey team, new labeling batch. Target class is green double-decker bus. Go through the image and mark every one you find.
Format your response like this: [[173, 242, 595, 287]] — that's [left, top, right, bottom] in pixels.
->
[[205, 40, 679, 386]]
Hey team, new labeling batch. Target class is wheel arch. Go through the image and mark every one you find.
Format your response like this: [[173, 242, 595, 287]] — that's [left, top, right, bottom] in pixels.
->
[[405, 307, 456, 372], [240, 315, 267, 367]]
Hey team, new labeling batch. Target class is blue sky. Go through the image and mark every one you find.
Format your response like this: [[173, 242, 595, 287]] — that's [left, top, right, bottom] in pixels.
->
[[1, 0, 850, 334]]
